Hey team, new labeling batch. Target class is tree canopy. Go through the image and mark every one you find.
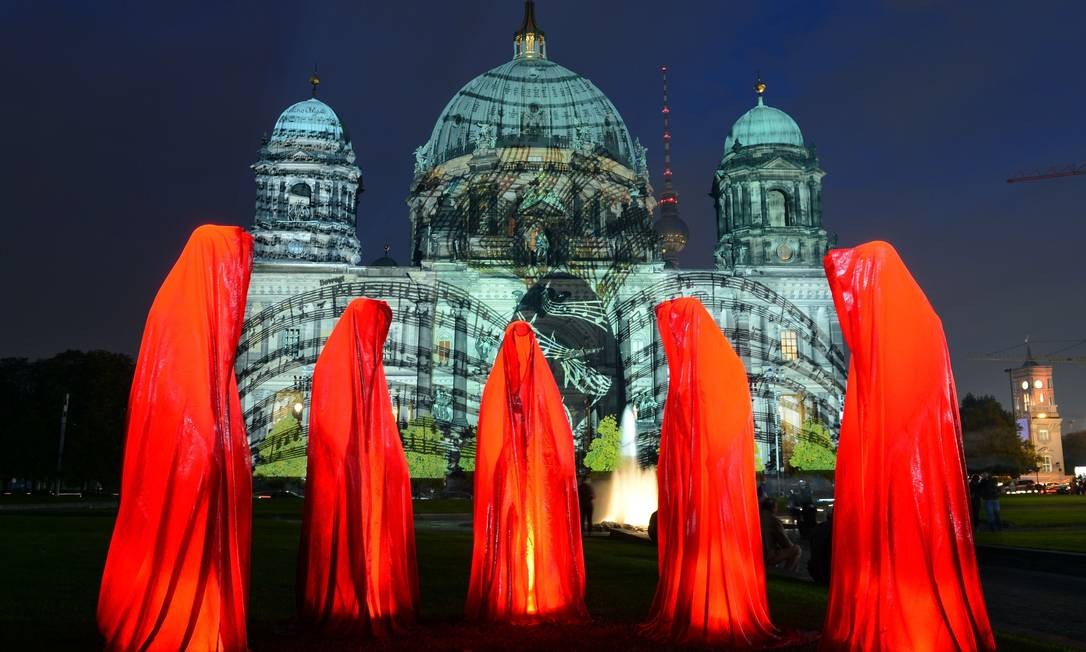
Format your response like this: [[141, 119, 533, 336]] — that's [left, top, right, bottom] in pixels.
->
[[959, 393, 1040, 476], [583, 415, 621, 472], [403, 416, 448, 479], [789, 420, 837, 472], [0, 351, 135, 491]]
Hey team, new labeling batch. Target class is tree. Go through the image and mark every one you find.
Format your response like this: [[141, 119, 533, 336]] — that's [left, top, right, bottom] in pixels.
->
[[0, 351, 135, 491], [403, 416, 448, 479], [583, 415, 620, 472], [960, 393, 1040, 476], [253, 416, 308, 478], [1062, 430, 1086, 472], [789, 420, 837, 472]]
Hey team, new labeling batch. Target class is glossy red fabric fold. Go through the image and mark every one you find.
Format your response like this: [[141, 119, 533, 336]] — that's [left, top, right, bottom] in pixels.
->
[[641, 297, 779, 648], [466, 321, 588, 624], [297, 297, 419, 635], [97, 225, 253, 652], [821, 242, 995, 651]]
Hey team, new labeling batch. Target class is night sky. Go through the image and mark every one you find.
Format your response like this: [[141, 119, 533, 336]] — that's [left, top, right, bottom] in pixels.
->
[[2, 1, 1084, 426]]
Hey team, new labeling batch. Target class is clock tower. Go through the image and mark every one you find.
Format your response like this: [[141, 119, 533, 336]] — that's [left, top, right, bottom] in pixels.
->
[[1009, 355, 1068, 483]]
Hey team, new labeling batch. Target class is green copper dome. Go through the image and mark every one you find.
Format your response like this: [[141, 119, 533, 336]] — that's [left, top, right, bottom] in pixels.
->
[[270, 98, 349, 149], [422, 56, 638, 169], [723, 97, 804, 154]]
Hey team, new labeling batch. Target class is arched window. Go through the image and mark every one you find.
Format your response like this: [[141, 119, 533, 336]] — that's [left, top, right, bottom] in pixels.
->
[[766, 189, 788, 227], [288, 183, 312, 220]]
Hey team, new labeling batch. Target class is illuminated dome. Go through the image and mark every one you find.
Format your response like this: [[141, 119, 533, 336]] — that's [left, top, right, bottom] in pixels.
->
[[420, 2, 637, 170], [267, 97, 352, 157], [723, 88, 804, 155]]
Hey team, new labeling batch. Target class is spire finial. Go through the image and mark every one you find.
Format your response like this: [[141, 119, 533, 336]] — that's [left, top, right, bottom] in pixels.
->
[[308, 64, 320, 98], [754, 71, 766, 106], [384, 243, 391, 255], [514, 0, 546, 59]]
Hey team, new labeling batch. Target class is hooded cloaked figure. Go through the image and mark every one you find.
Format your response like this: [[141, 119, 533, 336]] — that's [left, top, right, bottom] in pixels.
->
[[297, 298, 419, 635], [466, 321, 588, 624], [97, 225, 253, 652], [641, 297, 779, 648], [821, 242, 995, 651]]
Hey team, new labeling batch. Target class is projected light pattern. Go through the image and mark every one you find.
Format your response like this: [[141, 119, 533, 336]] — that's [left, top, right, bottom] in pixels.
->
[[236, 4, 848, 480]]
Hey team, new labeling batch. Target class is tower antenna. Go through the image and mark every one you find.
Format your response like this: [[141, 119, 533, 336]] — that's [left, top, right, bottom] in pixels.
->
[[660, 65, 676, 201], [655, 65, 688, 266]]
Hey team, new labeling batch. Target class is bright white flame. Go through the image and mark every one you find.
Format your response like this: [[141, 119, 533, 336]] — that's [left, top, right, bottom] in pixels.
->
[[596, 405, 658, 528]]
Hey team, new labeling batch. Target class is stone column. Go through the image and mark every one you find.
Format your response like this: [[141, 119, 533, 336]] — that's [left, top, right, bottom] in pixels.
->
[[415, 300, 435, 417], [792, 181, 803, 226], [652, 308, 667, 424], [452, 305, 468, 426]]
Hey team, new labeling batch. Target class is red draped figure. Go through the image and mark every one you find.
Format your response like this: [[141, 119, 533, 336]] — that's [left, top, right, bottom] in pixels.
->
[[821, 242, 995, 651], [98, 225, 253, 652], [467, 321, 589, 624], [297, 298, 419, 635], [641, 297, 779, 647]]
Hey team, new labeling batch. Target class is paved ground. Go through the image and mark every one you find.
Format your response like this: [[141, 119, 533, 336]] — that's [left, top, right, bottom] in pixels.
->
[[980, 565, 1086, 649]]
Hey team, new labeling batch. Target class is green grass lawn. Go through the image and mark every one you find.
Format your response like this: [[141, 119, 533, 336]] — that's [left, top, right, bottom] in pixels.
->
[[0, 507, 1075, 651], [971, 494, 1086, 552], [995, 495, 1086, 529]]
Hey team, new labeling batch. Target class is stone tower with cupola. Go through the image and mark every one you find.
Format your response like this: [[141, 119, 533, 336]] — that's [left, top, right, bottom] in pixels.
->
[[1010, 354, 1068, 482], [711, 79, 829, 271], [250, 73, 362, 265]]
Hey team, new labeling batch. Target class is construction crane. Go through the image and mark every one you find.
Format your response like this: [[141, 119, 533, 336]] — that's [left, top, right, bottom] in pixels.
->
[[971, 337, 1086, 365], [1006, 162, 1086, 184]]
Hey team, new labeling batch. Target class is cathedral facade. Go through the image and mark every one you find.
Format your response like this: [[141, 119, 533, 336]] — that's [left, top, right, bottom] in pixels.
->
[[238, 2, 846, 478]]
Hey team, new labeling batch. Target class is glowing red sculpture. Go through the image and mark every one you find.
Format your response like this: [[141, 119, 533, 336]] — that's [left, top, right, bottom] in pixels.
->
[[98, 225, 253, 652], [641, 297, 779, 647], [466, 321, 588, 624], [297, 298, 419, 635], [821, 242, 995, 651]]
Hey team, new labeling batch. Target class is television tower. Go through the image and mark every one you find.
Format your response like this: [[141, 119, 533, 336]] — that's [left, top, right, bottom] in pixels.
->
[[654, 65, 689, 267]]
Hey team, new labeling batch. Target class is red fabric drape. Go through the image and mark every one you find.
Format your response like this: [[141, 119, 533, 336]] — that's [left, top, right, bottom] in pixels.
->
[[821, 242, 995, 651], [98, 225, 253, 652], [641, 297, 779, 648], [297, 297, 419, 635], [466, 321, 588, 624]]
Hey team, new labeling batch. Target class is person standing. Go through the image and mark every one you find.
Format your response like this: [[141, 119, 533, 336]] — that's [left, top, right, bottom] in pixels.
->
[[759, 497, 802, 573], [979, 474, 1002, 532], [968, 474, 983, 530], [578, 475, 595, 534]]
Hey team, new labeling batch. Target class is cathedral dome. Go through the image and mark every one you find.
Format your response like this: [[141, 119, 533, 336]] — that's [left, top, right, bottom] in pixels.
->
[[723, 97, 803, 154], [422, 57, 638, 169], [269, 98, 349, 150]]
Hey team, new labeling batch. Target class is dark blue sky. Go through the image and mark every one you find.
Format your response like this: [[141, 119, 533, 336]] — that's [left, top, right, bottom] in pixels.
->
[[1, 1, 1084, 427]]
